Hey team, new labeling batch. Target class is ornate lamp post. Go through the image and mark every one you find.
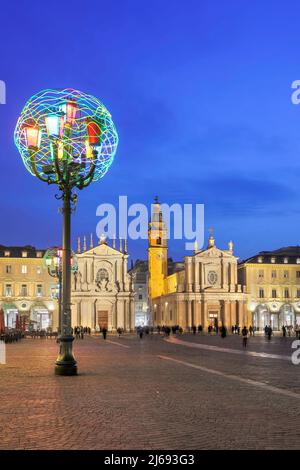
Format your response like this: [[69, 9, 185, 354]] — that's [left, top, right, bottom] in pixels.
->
[[44, 247, 78, 334], [15, 89, 118, 375]]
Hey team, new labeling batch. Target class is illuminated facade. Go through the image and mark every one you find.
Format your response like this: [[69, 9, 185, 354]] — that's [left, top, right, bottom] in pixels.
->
[[148, 200, 249, 329], [0, 245, 58, 330], [71, 236, 135, 331], [129, 260, 150, 326], [238, 247, 300, 330]]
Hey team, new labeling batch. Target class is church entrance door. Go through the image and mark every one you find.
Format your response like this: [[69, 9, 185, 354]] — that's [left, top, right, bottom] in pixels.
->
[[97, 310, 108, 330], [208, 311, 218, 328]]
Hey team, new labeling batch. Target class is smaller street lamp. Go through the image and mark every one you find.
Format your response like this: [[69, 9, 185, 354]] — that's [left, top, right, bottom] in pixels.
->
[[44, 247, 78, 335]]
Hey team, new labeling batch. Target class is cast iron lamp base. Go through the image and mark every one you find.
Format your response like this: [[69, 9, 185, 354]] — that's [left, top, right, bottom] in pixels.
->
[[55, 335, 77, 376]]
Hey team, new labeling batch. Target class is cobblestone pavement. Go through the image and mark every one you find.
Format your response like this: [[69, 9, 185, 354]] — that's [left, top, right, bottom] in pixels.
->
[[0, 333, 299, 450]]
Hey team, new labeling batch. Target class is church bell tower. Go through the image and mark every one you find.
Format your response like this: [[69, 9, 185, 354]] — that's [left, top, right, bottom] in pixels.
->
[[148, 197, 168, 299]]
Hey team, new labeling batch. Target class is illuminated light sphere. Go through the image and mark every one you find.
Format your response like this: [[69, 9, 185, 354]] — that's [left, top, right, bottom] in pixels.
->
[[14, 88, 118, 185]]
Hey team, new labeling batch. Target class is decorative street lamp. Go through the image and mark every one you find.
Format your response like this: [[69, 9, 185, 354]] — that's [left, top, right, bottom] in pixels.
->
[[44, 247, 78, 334], [15, 88, 118, 375]]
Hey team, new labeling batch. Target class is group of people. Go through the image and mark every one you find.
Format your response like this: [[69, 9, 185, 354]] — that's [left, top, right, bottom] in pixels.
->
[[135, 325, 177, 339], [282, 324, 300, 338], [0, 330, 23, 343], [69, 323, 300, 344], [73, 326, 91, 340]]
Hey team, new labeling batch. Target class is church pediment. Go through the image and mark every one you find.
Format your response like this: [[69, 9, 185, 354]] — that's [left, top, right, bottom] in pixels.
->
[[79, 243, 124, 258], [195, 246, 234, 259]]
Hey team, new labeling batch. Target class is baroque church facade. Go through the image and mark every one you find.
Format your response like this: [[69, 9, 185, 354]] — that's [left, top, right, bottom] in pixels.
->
[[71, 235, 135, 331], [148, 200, 249, 329]]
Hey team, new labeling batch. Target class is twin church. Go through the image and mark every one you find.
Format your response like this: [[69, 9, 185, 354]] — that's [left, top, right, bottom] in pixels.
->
[[70, 199, 248, 330]]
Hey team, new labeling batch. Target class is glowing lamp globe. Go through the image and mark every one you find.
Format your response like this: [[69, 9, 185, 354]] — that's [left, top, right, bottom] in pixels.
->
[[45, 111, 64, 137], [14, 88, 118, 187], [86, 118, 102, 146], [60, 99, 78, 126], [23, 119, 41, 148]]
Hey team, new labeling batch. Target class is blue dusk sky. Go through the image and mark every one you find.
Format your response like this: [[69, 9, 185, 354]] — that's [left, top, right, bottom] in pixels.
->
[[1, 0, 300, 263]]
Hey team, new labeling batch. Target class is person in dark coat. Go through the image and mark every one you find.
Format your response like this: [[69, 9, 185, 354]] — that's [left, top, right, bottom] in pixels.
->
[[267, 325, 272, 340], [242, 326, 248, 348], [221, 325, 227, 338], [102, 327, 107, 340]]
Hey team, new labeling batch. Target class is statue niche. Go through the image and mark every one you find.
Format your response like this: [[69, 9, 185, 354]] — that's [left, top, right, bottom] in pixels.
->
[[95, 268, 113, 292]]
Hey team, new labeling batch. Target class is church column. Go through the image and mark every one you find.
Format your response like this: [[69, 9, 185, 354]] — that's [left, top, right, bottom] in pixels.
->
[[130, 299, 135, 330], [237, 301, 243, 326], [117, 300, 124, 329], [93, 300, 97, 329], [194, 261, 199, 292], [123, 257, 128, 292], [114, 300, 118, 330], [232, 301, 238, 326], [177, 301, 183, 326], [201, 263, 205, 289], [71, 302, 76, 327], [222, 262, 229, 290], [202, 301, 208, 329], [220, 300, 225, 325], [192, 299, 200, 326], [185, 258, 193, 292], [187, 300, 192, 329], [124, 300, 130, 331], [175, 302, 179, 326], [90, 259, 94, 283], [196, 300, 202, 325], [119, 261, 124, 291], [239, 301, 244, 326], [224, 300, 230, 327], [245, 302, 252, 326]]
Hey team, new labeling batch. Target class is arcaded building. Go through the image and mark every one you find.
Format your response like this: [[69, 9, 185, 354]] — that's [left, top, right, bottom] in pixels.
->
[[0, 245, 59, 330], [238, 247, 300, 330]]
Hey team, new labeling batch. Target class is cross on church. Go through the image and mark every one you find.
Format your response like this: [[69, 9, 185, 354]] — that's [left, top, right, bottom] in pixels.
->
[[209, 227, 214, 236]]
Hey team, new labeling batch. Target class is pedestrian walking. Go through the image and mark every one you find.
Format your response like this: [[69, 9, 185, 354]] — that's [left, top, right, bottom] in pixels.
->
[[267, 325, 272, 341], [221, 325, 227, 338], [102, 327, 107, 340], [242, 326, 248, 348], [282, 325, 286, 337]]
